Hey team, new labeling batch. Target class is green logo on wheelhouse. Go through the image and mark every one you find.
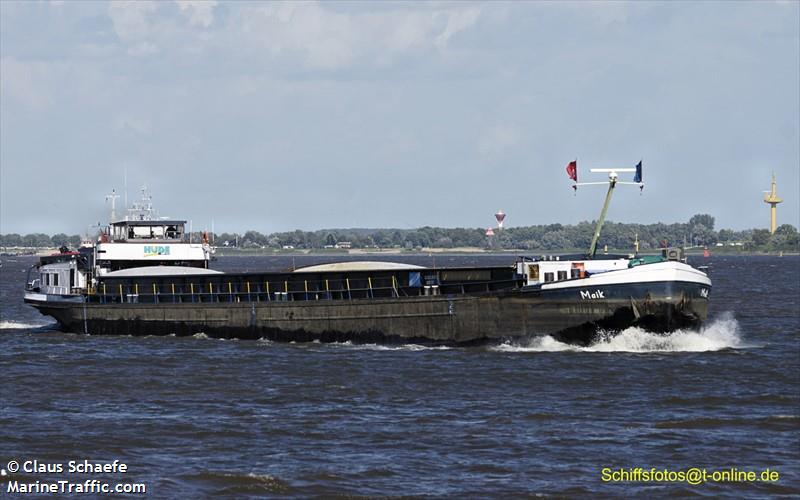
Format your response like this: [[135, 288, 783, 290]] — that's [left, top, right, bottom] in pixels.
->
[[144, 245, 170, 257]]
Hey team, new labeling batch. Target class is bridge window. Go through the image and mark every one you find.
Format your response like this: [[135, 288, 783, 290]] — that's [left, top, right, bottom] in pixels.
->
[[113, 222, 185, 241], [129, 226, 164, 239]]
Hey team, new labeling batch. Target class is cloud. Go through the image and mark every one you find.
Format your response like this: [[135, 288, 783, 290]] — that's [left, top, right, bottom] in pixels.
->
[[114, 115, 152, 135], [0, 58, 53, 108], [435, 7, 481, 50], [246, 2, 357, 69], [1, 1, 796, 233], [236, 2, 482, 70], [477, 124, 519, 156], [176, 0, 217, 28], [107, 1, 159, 56], [62, 1, 483, 72]]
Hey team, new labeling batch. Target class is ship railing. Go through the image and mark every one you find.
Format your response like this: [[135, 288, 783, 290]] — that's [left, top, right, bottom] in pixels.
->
[[86, 276, 521, 305]]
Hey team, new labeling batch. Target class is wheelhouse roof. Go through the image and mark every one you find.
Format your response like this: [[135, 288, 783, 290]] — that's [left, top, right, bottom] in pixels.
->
[[110, 219, 186, 227]]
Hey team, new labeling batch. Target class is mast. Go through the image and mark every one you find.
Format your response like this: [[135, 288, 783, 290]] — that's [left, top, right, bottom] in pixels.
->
[[588, 176, 617, 258], [569, 161, 643, 259], [105, 189, 120, 223], [124, 168, 128, 210], [126, 186, 156, 221]]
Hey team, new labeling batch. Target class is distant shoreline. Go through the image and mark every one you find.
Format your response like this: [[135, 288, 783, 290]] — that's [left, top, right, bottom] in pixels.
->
[[215, 249, 799, 257], [4, 214, 797, 256], [1, 247, 796, 258]]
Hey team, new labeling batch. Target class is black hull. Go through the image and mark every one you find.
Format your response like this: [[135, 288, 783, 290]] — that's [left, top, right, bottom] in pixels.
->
[[27, 280, 709, 346]]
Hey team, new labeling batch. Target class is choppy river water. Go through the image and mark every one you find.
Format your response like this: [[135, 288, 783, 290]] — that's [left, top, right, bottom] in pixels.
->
[[1, 254, 798, 497]]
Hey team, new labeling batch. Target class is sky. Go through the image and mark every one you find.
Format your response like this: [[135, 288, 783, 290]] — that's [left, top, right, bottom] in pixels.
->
[[1, 0, 798, 235]]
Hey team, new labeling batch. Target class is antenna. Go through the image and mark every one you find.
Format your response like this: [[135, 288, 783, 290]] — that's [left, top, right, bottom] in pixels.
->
[[124, 185, 157, 221], [105, 189, 120, 222], [567, 160, 644, 258], [123, 168, 128, 210]]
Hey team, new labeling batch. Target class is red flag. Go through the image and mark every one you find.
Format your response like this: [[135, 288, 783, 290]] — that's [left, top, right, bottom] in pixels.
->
[[566, 160, 577, 182]]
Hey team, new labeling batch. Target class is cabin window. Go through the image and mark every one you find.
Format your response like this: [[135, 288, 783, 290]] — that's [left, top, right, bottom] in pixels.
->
[[44, 274, 49, 286], [544, 272, 554, 283], [571, 263, 585, 279], [70, 269, 75, 288], [557, 270, 568, 281], [528, 265, 539, 281], [53, 273, 59, 286]]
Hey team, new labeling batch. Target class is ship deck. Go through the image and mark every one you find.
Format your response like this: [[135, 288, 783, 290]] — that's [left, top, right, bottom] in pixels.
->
[[88, 266, 522, 304]]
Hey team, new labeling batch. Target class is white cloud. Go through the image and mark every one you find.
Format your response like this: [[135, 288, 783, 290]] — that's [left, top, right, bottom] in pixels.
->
[[435, 7, 481, 50], [114, 115, 152, 135], [0, 58, 53, 109], [237, 2, 481, 70], [239, 2, 357, 69], [127, 41, 158, 57], [97, 1, 483, 70], [560, 1, 638, 29], [477, 124, 519, 156], [2, 1, 796, 233], [176, 0, 217, 28], [108, 1, 159, 56]]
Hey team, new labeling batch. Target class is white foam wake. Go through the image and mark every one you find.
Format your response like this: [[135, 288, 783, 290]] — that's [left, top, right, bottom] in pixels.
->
[[492, 313, 746, 353], [348, 343, 452, 351], [0, 320, 57, 330], [322, 341, 450, 351]]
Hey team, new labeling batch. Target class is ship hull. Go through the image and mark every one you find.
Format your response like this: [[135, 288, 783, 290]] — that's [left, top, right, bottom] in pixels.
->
[[26, 279, 709, 346]]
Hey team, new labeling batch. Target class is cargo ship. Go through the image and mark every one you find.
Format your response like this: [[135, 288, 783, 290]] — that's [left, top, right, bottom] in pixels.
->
[[24, 171, 711, 345]]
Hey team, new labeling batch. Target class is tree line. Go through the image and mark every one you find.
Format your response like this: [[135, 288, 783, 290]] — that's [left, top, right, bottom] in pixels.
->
[[1, 214, 798, 252]]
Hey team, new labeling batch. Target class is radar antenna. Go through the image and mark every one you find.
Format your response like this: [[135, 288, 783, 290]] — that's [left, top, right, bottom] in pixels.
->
[[126, 185, 156, 221]]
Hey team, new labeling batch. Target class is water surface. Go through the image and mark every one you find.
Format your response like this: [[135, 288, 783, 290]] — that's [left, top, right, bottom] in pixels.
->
[[1, 254, 798, 497]]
